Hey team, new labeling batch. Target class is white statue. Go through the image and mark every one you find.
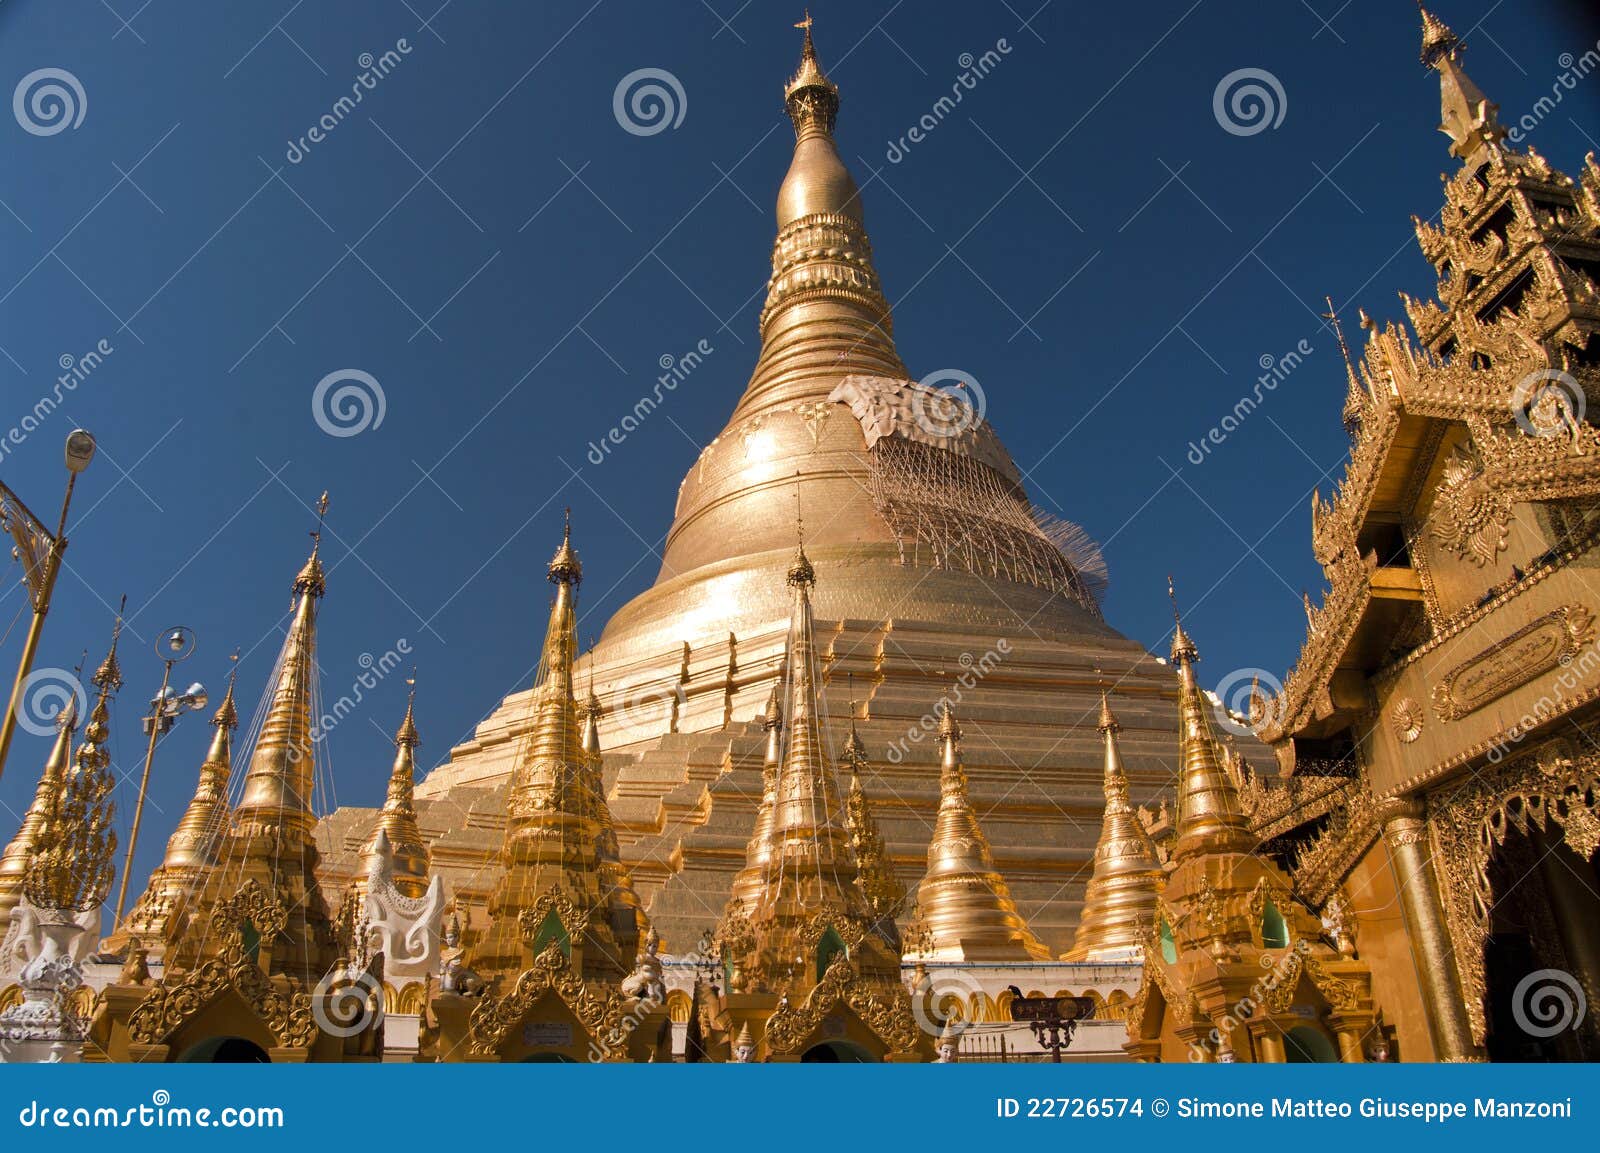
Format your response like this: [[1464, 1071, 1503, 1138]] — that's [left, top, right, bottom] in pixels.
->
[[359, 831, 446, 981], [621, 927, 667, 1003], [0, 907, 94, 1063], [1, 899, 99, 981]]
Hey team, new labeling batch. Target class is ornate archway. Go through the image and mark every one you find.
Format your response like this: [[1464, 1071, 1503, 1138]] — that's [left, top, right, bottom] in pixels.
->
[[1431, 739, 1600, 1051]]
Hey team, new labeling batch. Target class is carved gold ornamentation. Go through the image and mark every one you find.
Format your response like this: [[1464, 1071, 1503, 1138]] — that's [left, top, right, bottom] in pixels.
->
[[1430, 604, 1596, 721], [1392, 697, 1426, 743], [761, 953, 920, 1055], [1431, 739, 1600, 1045], [1431, 446, 1511, 568], [466, 943, 633, 1058], [126, 881, 316, 1049]]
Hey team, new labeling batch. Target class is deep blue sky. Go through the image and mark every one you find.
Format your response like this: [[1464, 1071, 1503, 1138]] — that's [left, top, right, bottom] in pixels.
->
[[0, 1, 1596, 890]]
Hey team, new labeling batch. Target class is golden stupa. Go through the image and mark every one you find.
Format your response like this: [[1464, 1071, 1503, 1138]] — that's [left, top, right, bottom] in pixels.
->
[[376, 18, 1261, 956]]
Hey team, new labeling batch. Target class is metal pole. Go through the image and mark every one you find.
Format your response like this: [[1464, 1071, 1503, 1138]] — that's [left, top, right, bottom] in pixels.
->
[[113, 657, 172, 929], [0, 474, 73, 785]]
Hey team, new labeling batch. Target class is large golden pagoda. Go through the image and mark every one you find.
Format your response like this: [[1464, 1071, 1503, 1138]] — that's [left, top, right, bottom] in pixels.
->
[[370, 11, 1240, 962]]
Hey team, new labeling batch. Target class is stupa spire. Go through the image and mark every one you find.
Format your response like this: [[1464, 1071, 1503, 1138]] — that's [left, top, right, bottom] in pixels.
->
[[0, 686, 81, 923], [729, 673, 785, 912], [475, 516, 640, 979], [1417, 3, 1504, 167], [234, 495, 327, 839], [1062, 690, 1164, 961], [840, 691, 904, 947], [914, 703, 1048, 961], [1167, 580, 1254, 860], [361, 676, 430, 897], [24, 621, 120, 914]]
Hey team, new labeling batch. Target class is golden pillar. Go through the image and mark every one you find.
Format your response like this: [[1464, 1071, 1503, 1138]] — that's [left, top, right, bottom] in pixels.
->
[[1381, 799, 1479, 1061], [1254, 1027, 1286, 1063]]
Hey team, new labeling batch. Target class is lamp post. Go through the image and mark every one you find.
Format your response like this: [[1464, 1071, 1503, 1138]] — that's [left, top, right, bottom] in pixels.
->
[[0, 429, 95, 784], [111, 626, 205, 931], [1008, 990, 1096, 1063]]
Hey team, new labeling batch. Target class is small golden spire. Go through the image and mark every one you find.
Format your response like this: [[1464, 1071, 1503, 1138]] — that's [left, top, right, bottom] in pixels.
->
[[548, 507, 582, 585], [0, 669, 83, 922], [1166, 579, 1255, 860], [363, 674, 429, 896], [915, 700, 1048, 962], [1064, 683, 1164, 961], [24, 619, 120, 912], [841, 716, 904, 937], [213, 653, 240, 731]]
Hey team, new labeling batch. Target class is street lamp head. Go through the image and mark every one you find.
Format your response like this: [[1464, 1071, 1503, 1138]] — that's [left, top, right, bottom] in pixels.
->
[[157, 625, 197, 662], [64, 429, 96, 474], [179, 682, 208, 712]]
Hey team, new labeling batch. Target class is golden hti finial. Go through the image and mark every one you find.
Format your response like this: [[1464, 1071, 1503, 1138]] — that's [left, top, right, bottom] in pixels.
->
[[787, 480, 814, 588], [1417, 2, 1459, 66], [1323, 295, 1367, 434], [293, 491, 330, 598], [1168, 576, 1197, 664], [548, 507, 582, 585], [23, 612, 122, 912], [213, 650, 240, 731], [785, 9, 838, 136], [397, 668, 420, 747]]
